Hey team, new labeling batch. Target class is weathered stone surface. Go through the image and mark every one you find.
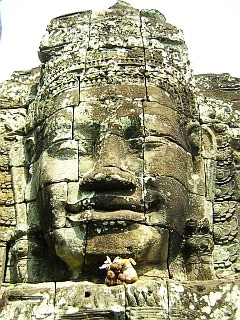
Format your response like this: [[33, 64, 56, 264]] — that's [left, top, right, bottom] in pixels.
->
[[0, 283, 55, 319], [55, 281, 125, 318], [38, 182, 68, 229], [52, 226, 87, 272], [9, 137, 26, 167], [143, 100, 188, 149], [0, 171, 14, 206], [0, 68, 40, 108], [0, 205, 15, 226], [0, 0, 239, 318], [85, 224, 169, 276], [11, 167, 27, 204], [34, 107, 74, 157], [195, 73, 240, 278], [38, 140, 79, 186], [125, 280, 168, 319], [168, 280, 240, 319], [0, 279, 238, 319]]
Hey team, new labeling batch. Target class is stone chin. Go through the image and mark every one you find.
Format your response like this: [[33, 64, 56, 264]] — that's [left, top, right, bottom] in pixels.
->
[[50, 226, 86, 272], [49, 218, 170, 277], [85, 222, 169, 273]]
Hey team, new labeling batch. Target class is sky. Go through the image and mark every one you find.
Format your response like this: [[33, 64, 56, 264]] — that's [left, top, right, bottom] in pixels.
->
[[0, 0, 240, 83]]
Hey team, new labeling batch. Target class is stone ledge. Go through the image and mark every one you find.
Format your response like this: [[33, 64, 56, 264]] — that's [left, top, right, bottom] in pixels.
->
[[0, 279, 239, 319]]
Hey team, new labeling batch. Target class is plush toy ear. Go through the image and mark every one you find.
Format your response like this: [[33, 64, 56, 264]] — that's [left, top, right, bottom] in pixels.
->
[[129, 258, 136, 265], [104, 256, 112, 264], [113, 256, 122, 263], [99, 263, 110, 270], [99, 256, 112, 269]]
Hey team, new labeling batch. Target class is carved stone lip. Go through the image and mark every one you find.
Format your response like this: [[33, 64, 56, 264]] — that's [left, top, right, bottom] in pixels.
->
[[65, 195, 145, 213], [66, 210, 145, 222]]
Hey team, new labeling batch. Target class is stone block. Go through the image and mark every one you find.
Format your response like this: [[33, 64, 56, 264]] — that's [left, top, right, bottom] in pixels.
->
[[126, 280, 168, 319], [0, 205, 16, 226], [11, 166, 27, 204], [25, 161, 40, 202], [0, 283, 55, 320], [0, 108, 26, 136], [38, 140, 79, 187], [15, 203, 27, 226], [35, 107, 73, 155], [168, 280, 240, 320], [0, 171, 14, 206], [9, 137, 26, 167], [26, 201, 40, 229], [39, 182, 68, 229], [55, 281, 125, 318], [144, 137, 192, 189], [0, 226, 15, 242]]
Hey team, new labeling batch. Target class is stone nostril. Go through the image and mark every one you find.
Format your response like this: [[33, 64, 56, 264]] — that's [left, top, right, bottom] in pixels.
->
[[81, 172, 136, 192]]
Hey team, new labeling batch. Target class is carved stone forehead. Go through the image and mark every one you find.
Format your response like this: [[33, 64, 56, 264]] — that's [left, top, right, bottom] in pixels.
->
[[26, 1, 195, 132]]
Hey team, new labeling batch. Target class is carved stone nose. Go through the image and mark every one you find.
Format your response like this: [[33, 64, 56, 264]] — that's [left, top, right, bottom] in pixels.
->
[[81, 167, 136, 192], [81, 133, 137, 191]]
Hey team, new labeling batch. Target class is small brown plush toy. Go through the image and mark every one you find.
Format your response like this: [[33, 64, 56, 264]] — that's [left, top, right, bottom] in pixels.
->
[[105, 262, 125, 286], [99, 256, 124, 285]]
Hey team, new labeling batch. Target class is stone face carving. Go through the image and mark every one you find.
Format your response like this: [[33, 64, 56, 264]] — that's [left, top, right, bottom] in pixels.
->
[[0, 0, 239, 318], [3, 0, 199, 283]]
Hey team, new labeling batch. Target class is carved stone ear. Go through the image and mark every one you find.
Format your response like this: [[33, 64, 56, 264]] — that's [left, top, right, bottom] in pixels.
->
[[186, 121, 201, 156], [25, 136, 36, 163]]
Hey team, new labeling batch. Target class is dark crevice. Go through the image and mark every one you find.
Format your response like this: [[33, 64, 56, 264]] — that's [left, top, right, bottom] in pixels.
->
[[72, 106, 75, 140], [166, 229, 171, 279], [201, 126, 212, 202], [124, 284, 127, 320], [0, 132, 26, 140], [139, 11, 149, 101], [3, 241, 10, 283], [139, 11, 148, 225], [79, 10, 92, 104], [77, 74, 81, 105], [84, 60, 145, 69], [166, 279, 170, 320], [141, 102, 146, 222], [82, 221, 89, 277], [53, 281, 57, 320], [77, 140, 80, 182], [81, 0, 90, 261]]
